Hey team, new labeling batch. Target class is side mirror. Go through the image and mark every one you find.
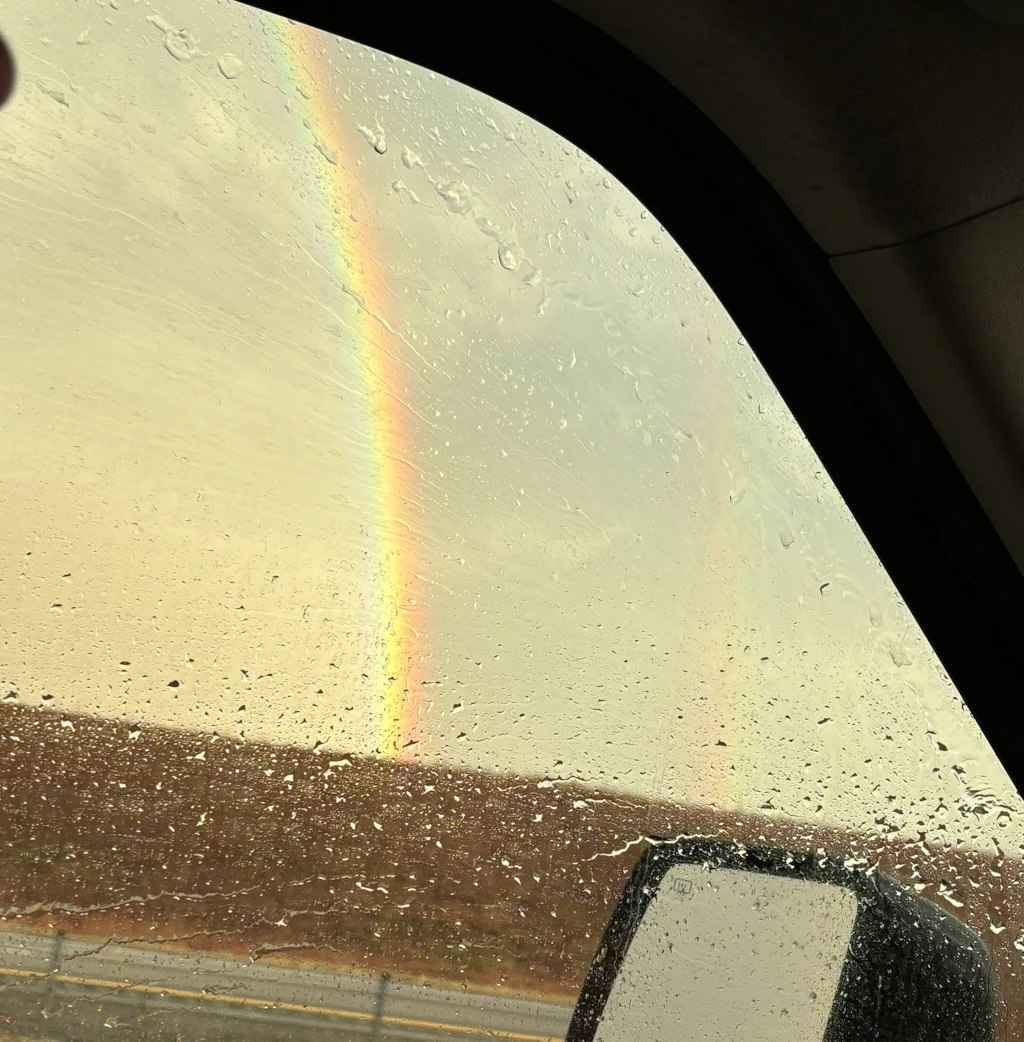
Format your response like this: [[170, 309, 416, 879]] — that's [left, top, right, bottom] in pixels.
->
[[567, 839, 993, 1042]]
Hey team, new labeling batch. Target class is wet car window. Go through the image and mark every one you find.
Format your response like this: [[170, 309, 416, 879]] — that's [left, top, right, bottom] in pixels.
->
[[1, 1, 1022, 1039]]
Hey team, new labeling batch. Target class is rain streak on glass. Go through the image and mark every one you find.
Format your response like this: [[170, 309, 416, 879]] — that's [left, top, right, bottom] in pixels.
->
[[0, 0, 1022, 1039]]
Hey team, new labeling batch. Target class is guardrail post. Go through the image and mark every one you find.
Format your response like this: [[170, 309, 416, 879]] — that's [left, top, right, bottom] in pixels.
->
[[48, 929, 65, 974], [44, 929, 65, 1010], [369, 971, 390, 1042]]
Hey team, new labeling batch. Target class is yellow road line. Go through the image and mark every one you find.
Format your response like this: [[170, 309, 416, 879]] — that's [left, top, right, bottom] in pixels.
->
[[0, 966, 562, 1041]]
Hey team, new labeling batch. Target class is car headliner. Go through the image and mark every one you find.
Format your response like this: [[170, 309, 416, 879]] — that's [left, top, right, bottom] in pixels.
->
[[558, 0, 1024, 578]]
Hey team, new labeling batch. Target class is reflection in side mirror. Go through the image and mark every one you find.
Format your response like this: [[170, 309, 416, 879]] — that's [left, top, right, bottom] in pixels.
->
[[567, 839, 993, 1042]]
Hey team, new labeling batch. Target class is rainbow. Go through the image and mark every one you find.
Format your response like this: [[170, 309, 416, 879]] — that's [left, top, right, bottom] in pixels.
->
[[263, 16, 421, 760], [261, 11, 744, 800]]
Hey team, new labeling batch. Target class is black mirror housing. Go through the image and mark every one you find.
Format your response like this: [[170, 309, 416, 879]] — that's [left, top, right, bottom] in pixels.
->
[[568, 839, 994, 1042]]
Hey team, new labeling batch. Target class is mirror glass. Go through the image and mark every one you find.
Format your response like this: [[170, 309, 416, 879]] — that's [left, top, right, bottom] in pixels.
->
[[593, 865, 858, 1042]]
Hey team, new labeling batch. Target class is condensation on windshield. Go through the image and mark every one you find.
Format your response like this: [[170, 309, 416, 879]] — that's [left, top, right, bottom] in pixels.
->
[[0, 0, 1021, 1038]]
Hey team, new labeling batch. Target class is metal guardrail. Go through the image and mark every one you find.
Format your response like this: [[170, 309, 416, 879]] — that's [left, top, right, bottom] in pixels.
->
[[0, 931, 572, 1042]]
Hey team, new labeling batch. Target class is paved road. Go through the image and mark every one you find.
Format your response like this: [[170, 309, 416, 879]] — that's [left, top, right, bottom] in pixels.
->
[[0, 932, 573, 1042]]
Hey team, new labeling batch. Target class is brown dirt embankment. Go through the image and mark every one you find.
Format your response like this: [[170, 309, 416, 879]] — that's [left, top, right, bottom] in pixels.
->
[[0, 703, 1020, 1032]]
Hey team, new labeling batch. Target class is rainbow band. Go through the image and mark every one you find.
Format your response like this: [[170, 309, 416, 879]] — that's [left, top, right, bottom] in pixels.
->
[[264, 14, 741, 788], [264, 16, 419, 759]]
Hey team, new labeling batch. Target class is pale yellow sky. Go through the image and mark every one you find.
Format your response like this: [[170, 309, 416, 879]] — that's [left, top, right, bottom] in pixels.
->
[[0, 0, 1020, 855]]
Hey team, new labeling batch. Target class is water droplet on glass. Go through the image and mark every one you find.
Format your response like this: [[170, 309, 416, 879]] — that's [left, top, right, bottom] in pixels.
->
[[164, 31, 196, 61], [39, 83, 69, 107], [217, 54, 244, 79], [437, 181, 472, 214], [314, 138, 338, 165], [888, 641, 912, 668], [357, 123, 387, 154], [146, 16, 198, 62]]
